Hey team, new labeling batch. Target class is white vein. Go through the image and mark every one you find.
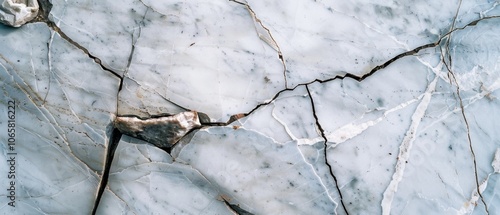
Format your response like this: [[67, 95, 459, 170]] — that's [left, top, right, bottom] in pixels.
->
[[381, 72, 440, 215]]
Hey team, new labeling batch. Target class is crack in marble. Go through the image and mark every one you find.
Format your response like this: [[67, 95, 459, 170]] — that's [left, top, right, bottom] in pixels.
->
[[440, 3, 490, 212], [1, 61, 103, 176], [20, 124, 98, 180], [36, 1, 500, 130], [443, 46, 490, 215], [459, 149, 500, 214], [137, 0, 168, 17], [7, 3, 499, 213], [45, 21, 123, 83], [448, 70, 490, 215], [106, 188, 137, 215], [121, 76, 190, 115], [30, 3, 125, 89], [222, 197, 254, 215], [306, 85, 349, 215], [123, 16, 142, 81], [229, 0, 288, 88], [31, 0, 51, 23], [91, 128, 122, 215]]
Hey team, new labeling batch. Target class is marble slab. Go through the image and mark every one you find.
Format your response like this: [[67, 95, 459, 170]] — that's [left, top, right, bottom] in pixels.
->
[[1, 0, 500, 214]]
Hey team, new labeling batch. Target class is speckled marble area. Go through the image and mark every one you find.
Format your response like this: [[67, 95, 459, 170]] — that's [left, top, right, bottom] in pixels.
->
[[1, 0, 500, 214]]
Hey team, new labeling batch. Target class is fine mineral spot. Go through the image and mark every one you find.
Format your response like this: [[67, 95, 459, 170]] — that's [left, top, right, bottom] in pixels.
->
[[0, 0, 39, 27], [115, 111, 203, 149]]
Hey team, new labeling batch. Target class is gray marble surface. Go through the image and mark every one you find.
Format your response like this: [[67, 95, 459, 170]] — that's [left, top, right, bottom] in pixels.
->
[[1, 0, 500, 214]]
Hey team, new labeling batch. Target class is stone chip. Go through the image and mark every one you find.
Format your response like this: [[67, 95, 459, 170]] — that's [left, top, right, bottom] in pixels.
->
[[115, 111, 203, 149]]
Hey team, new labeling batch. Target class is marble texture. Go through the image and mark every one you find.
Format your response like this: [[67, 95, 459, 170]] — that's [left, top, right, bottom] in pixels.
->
[[1, 0, 500, 215], [96, 135, 233, 215], [0, 22, 119, 214]]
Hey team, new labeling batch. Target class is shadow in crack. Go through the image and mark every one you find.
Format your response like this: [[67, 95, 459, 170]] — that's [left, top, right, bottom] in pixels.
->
[[91, 127, 122, 215]]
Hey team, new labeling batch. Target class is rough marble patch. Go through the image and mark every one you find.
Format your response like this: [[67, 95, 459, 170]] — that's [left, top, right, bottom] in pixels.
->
[[0, 23, 119, 214], [0, 0, 39, 27], [96, 135, 233, 215], [115, 111, 202, 148], [121, 0, 284, 121], [175, 127, 337, 215]]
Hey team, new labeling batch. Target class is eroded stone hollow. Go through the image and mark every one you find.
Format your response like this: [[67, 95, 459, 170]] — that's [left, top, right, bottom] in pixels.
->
[[0, 0, 39, 27], [115, 111, 209, 149]]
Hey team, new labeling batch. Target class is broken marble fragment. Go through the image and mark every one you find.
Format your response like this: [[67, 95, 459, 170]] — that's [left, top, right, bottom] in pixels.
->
[[115, 111, 203, 148], [0, 0, 39, 27]]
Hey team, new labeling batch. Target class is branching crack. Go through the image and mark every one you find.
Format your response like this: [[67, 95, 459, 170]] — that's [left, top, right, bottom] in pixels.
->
[[446, 65, 489, 215], [217, 15, 500, 126], [440, 2, 489, 214], [32, 1, 124, 90], [306, 85, 349, 215], [22, 3, 500, 213]]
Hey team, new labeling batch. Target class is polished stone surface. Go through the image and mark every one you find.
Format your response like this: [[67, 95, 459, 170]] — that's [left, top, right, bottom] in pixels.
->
[[1, 0, 500, 214]]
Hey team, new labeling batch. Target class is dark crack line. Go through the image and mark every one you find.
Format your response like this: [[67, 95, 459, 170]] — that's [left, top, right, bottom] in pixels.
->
[[440, 2, 489, 213], [442, 48, 490, 215], [123, 13, 143, 80], [32, 0, 52, 24], [91, 128, 123, 215], [306, 85, 349, 215], [229, 0, 288, 88], [446, 64, 489, 213], [221, 197, 254, 215], [455, 74, 489, 214], [223, 41, 438, 125], [206, 15, 500, 126], [43, 21, 124, 89]]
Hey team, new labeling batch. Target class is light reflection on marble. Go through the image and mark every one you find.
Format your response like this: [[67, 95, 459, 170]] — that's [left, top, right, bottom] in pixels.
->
[[0, 0, 500, 214]]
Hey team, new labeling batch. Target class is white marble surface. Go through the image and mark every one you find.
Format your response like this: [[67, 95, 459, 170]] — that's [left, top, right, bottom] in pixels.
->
[[96, 135, 233, 215], [0, 22, 119, 214], [1, 0, 500, 215]]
